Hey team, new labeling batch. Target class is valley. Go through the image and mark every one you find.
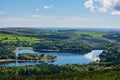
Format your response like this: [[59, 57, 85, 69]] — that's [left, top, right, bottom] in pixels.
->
[[0, 28, 120, 80]]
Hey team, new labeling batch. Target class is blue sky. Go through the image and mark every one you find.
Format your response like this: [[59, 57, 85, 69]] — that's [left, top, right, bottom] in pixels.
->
[[0, 0, 120, 29]]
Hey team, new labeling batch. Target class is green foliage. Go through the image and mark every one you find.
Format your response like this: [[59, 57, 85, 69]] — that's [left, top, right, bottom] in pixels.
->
[[33, 41, 92, 54], [18, 53, 38, 60], [100, 43, 120, 66], [0, 28, 120, 80], [0, 43, 16, 59], [0, 65, 120, 80], [17, 53, 57, 61], [103, 33, 120, 42]]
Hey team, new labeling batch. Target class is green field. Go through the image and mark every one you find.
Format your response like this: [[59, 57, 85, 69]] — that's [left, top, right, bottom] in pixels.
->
[[75, 31, 105, 39], [0, 33, 41, 43]]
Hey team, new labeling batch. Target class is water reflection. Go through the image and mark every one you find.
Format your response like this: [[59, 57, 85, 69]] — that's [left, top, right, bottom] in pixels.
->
[[0, 50, 103, 66], [84, 50, 103, 61]]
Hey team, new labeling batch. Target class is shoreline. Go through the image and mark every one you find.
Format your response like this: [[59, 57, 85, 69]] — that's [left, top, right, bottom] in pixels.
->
[[0, 57, 60, 63], [13, 47, 33, 53], [34, 49, 92, 54], [13, 47, 92, 55]]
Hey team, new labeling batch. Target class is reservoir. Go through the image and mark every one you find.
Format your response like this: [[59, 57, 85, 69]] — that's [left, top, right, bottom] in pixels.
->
[[0, 50, 103, 66]]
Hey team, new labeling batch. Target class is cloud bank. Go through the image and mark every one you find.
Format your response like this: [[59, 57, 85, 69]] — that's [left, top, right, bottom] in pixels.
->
[[0, 14, 109, 28], [0, 13, 119, 29], [84, 0, 120, 15]]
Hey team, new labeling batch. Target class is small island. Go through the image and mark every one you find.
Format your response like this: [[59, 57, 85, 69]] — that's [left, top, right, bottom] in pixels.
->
[[17, 53, 59, 62], [0, 53, 59, 63]]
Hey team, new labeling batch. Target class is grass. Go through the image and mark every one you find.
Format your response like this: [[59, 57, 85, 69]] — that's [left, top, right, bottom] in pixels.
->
[[75, 31, 105, 39], [0, 33, 41, 44]]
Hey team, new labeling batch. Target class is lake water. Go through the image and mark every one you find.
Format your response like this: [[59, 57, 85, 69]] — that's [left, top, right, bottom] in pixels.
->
[[0, 50, 103, 66]]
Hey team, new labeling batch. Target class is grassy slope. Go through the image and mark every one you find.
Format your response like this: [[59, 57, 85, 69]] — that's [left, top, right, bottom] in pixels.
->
[[0, 33, 41, 43], [0, 30, 108, 43], [75, 31, 105, 39]]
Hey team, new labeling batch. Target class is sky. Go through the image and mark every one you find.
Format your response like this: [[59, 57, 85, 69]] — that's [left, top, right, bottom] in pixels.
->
[[0, 0, 120, 29]]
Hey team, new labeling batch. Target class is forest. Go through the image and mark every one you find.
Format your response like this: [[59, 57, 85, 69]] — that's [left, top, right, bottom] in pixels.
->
[[0, 28, 120, 80]]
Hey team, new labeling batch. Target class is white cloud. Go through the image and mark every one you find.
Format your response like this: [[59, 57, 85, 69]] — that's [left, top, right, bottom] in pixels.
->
[[44, 5, 54, 10], [84, 0, 96, 12], [84, 0, 120, 15], [111, 11, 120, 15]]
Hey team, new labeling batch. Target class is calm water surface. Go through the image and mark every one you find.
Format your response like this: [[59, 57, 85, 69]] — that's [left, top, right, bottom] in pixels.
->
[[0, 50, 103, 66]]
